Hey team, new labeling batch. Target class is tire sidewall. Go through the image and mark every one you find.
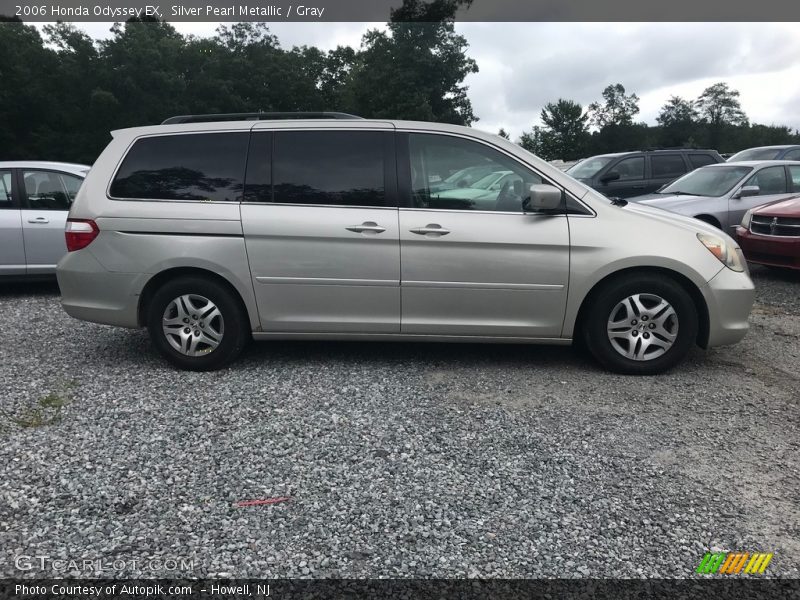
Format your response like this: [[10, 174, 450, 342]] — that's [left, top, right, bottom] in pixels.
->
[[584, 276, 698, 375], [147, 277, 248, 371]]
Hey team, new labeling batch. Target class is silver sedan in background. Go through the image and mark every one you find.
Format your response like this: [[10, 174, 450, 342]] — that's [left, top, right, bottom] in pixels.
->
[[0, 161, 89, 278], [629, 160, 800, 233]]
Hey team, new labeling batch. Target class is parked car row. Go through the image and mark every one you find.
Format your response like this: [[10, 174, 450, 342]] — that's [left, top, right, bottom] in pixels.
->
[[2, 131, 794, 375], [565, 148, 725, 200], [566, 146, 800, 272]]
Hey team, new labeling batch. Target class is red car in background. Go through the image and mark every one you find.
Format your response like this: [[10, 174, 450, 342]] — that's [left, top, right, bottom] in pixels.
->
[[736, 196, 800, 270]]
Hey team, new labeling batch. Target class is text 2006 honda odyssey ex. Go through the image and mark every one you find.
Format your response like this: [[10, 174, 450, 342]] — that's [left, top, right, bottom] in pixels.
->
[[57, 113, 755, 374]]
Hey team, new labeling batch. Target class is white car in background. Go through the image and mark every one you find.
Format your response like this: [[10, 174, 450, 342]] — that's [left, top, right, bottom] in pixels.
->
[[0, 161, 89, 279]]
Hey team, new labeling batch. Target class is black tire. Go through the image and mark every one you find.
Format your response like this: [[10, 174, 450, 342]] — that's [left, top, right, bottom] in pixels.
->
[[582, 274, 698, 375], [147, 276, 249, 371]]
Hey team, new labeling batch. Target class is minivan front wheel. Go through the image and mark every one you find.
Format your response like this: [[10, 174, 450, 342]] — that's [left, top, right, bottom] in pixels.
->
[[147, 276, 249, 371], [583, 275, 698, 375]]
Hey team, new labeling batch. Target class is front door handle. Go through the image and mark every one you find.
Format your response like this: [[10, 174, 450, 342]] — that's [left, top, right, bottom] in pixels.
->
[[346, 221, 386, 234], [410, 224, 450, 236], [27, 217, 49, 224]]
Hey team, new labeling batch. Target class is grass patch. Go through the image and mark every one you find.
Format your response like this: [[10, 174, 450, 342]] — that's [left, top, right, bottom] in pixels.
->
[[4, 380, 77, 429]]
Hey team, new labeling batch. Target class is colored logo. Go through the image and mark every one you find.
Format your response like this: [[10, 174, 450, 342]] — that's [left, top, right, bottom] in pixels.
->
[[696, 552, 773, 575]]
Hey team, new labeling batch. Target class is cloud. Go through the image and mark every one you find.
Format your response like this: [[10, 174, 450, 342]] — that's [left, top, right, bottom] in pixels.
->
[[42, 21, 800, 138], [459, 23, 800, 137]]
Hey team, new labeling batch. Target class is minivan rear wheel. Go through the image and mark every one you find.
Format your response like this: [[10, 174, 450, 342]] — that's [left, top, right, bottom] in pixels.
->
[[147, 276, 249, 371], [583, 275, 698, 375]]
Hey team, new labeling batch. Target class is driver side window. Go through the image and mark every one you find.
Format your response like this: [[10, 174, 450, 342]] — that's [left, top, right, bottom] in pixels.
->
[[409, 134, 542, 212], [611, 156, 644, 181]]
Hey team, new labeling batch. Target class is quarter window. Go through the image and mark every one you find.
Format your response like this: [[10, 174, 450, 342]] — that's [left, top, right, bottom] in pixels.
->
[[110, 133, 249, 202], [689, 154, 716, 169], [744, 166, 788, 195], [651, 155, 687, 178], [784, 149, 800, 161], [0, 170, 11, 207], [271, 131, 387, 207], [409, 133, 543, 212], [22, 171, 77, 210]]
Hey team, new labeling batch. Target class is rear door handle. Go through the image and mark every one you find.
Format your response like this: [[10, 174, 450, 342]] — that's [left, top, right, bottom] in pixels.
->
[[27, 217, 49, 224], [346, 221, 386, 234], [410, 224, 450, 236]]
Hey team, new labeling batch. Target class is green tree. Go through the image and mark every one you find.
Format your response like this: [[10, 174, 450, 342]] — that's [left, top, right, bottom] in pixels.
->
[[518, 126, 545, 156], [656, 96, 699, 148], [695, 82, 748, 127], [588, 83, 640, 129], [345, 0, 478, 123], [497, 128, 510, 139], [538, 98, 589, 160], [0, 20, 60, 159], [694, 82, 748, 149], [656, 96, 698, 127]]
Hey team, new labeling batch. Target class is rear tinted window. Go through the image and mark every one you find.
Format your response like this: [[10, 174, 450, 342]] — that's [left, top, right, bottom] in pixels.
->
[[689, 153, 717, 169], [651, 155, 687, 178], [110, 133, 249, 202], [271, 131, 387, 207]]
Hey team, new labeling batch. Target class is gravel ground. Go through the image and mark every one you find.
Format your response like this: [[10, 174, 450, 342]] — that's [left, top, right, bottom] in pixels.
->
[[0, 265, 798, 579]]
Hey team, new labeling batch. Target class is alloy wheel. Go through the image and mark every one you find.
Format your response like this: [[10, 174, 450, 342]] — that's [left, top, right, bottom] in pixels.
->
[[606, 293, 679, 361], [161, 294, 224, 357]]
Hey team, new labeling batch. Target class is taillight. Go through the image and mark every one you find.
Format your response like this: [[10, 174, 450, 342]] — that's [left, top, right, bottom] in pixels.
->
[[65, 218, 99, 252]]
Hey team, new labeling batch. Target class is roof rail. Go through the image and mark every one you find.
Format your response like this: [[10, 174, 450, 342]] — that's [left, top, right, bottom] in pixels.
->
[[161, 112, 363, 125]]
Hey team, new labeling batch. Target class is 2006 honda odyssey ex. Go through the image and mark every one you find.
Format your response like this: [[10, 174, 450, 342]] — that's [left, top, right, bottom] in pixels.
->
[[57, 112, 756, 374]]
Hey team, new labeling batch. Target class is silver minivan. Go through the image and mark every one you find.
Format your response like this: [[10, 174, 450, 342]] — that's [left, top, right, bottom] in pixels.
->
[[57, 113, 756, 374]]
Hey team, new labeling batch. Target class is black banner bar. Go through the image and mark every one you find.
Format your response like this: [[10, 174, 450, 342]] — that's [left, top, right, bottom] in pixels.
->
[[2, 0, 800, 22], [2, 579, 800, 600]]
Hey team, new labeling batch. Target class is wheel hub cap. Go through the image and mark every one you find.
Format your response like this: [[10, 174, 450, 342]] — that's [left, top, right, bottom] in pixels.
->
[[606, 293, 678, 362], [162, 294, 224, 357]]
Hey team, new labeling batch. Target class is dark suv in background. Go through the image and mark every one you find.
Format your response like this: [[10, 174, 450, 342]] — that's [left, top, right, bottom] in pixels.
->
[[566, 149, 725, 199]]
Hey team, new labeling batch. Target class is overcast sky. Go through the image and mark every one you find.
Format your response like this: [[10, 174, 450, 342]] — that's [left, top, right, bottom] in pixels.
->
[[60, 22, 800, 139]]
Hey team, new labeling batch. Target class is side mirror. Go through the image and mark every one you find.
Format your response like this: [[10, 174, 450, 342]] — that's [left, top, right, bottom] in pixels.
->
[[737, 185, 760, 198], [600, 171, 621, 184], [523, 184, 562, 212]]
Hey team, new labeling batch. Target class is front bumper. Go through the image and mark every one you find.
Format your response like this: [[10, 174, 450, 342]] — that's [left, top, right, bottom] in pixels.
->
[[735, 226, 800, 270], [700, 263, 755, 348], [56, 250, 145, 329]]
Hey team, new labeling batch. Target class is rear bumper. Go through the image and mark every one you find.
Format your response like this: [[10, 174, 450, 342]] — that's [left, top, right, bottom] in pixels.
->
[[735, 226, 800, 270], [56, 250, 144, 328], [700, 264, 755, 348]]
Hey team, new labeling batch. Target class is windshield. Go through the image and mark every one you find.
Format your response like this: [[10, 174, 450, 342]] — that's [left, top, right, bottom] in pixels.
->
[[566, 156, 615, 179], [661, 166, 753, 197], [727, 148, 783, 161], [471, 171, 511, 190], [442, 165, 496, 185]]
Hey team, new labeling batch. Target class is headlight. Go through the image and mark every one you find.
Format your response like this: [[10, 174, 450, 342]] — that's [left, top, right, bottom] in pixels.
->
[[740, 209, 753, 229], [697, 232, 745, 272]]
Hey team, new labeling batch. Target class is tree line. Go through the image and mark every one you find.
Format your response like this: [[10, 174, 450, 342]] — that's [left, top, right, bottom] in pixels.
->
[[520, 82, 800, 161], [0, 0, 477, 163], [1, 6, 799, 164]]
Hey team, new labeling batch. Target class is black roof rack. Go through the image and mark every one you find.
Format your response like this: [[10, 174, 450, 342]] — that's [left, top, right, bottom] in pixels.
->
[[161, 112, 363, 125]]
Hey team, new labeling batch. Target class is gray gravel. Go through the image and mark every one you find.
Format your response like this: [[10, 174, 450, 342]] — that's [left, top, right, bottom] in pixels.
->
[[0, 264, 798, 579]]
